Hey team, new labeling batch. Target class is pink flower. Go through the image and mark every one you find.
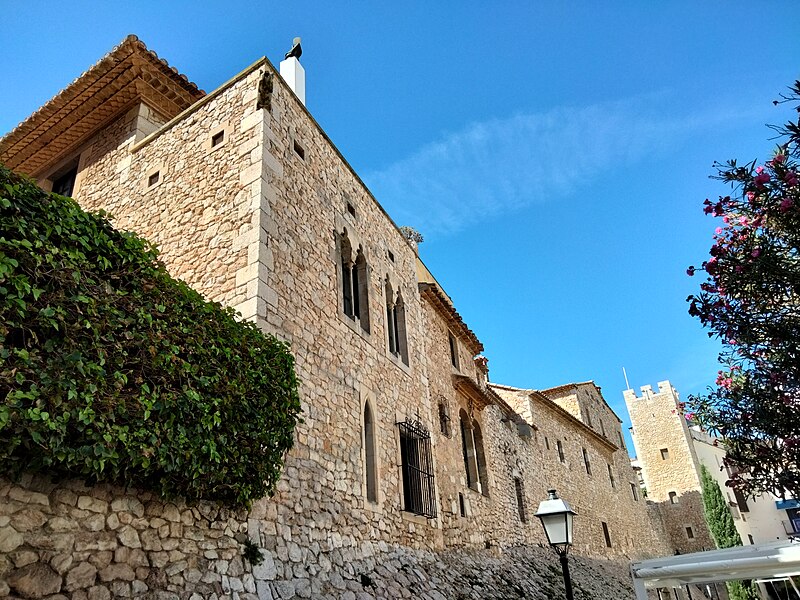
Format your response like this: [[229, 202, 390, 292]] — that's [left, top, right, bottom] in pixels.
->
[[774, 154, 786, 164], [755, 172, 771, 187], [746, 191, 755, 202], [751, 248, 761, 258], [739, 216, 748, 226], [780, 198, 793, 212], [756, 166, 764, 174], [715, 227, 723, 235]]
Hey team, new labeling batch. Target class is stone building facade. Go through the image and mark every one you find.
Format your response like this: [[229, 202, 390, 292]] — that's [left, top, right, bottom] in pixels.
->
[[1, 36, 671, 598], [625, 381, 789, 557]]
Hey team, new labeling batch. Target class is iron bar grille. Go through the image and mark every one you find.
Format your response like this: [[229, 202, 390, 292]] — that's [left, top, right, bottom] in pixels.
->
[[398, 419, 437, 518]]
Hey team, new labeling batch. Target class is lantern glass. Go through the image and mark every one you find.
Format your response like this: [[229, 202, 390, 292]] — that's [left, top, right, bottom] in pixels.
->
[[540, 512, 573, 546]]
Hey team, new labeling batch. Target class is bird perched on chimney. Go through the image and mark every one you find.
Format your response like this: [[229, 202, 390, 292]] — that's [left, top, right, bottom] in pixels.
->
[[284, 37, 302, 60]]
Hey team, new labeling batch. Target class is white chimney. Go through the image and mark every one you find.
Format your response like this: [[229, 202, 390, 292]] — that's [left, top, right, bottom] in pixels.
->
[[280, 37, 305, 106]]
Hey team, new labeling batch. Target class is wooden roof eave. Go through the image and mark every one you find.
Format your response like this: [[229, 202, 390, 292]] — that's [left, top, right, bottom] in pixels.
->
[[419, 283, 483, 355]]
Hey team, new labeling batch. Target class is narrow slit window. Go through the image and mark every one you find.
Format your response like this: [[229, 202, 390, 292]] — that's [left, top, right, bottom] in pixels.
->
[[363, 402, 377, 503], [347, 202, 356, 217], [686, 526, 694, 539], [544, 437, 550, 450], [602, 521, 612, 547], [514, 478, 527, 523], [448, 332, 459, 369], [630, 482, 639, 501], [557, 440, 565, 463], [607, 463, 615, 488], [211, 130, 225, 147], [582, 447, 591, 476], [459, 492, 466, 517], [387, 250, 395, 263], [660, 448, 670, 460]]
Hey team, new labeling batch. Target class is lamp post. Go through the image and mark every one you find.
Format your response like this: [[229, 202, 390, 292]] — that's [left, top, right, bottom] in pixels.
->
[[535, 489, 577, 600]]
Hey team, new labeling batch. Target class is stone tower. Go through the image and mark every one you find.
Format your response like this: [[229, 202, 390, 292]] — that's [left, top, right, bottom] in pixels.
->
[[624, 381, 714, 553]]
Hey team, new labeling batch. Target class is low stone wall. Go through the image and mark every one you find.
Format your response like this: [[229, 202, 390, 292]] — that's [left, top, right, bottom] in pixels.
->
[[1, 473, 655, 600]]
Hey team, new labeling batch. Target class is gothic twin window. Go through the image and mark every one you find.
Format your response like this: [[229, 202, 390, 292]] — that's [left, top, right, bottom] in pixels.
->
[[339, 231, 370, 333], [385, 281, 409, 365], [459, 409, 489, 495]]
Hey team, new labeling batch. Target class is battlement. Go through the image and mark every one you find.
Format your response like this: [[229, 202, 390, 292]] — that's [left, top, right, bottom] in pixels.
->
[[623, 380, 678, 403]]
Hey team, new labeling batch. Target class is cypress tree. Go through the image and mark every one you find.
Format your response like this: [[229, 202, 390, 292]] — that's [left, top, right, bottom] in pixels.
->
[[699, 465, 759, 600]]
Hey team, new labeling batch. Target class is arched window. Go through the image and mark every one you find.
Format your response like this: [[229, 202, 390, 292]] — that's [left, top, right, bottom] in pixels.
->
[[363, 401, 377, 503], [473, 421, 489, 496], [385, 281, 409, 365], [459, 409, 478, 491], [339, 230, 369, 332]]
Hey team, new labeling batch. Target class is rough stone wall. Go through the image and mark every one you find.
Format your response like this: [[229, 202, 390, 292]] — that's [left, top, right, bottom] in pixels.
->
[[624, 382, 713, 554], [493, 387, 669, 559], [1, 49, 683, 597], [248, 59, 444, 567], [64, 67, 264, 312]]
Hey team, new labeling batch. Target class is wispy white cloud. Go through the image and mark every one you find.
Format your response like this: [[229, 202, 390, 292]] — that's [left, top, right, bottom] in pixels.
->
[[363, 97, 760, 236]]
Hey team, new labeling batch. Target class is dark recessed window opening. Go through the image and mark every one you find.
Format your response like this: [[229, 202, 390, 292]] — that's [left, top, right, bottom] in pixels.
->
[[686, 526, 694, 539], [448, 332, 459, 369], [602, 521, 612, 547], [459, 492, 466, 517], [398, 418, 436, 518], [347, 202, 356, 217], [583, 447, 592, 476], [514, 477, 527, 523], [669, 491, 678, 504], [544, 437, 550, 450], [387, 250, 394, 263], [148, 171, 160, 187], [630, 482, 639, 501], [211, 130, 225, 147], [607, 463, 615, 488], [660, 448, 670, 460], [557, 440, 565, 463], [438, 402, 451, 437], [293, 139, 305, 160], [52, 163, 78, 197]]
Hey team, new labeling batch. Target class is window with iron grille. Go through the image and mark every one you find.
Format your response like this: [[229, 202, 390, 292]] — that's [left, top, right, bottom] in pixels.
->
[[398, 418, 437, 518]]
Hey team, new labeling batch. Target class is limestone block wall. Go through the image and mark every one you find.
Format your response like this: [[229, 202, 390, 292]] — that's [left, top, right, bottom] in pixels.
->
[[62, 66, 265, 312], [494, 386, 669, 559], [244, 59, 445, 565], [624, 382, 713, 554]]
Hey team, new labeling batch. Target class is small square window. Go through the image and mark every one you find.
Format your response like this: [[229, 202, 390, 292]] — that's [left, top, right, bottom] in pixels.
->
[[211, 130, 225, 147], [293, 139, 305, 160], [660, 448, 670, 460], [148, 171, 160, 187], [347, 202, 356, 218], [669, 491, 678, 504]]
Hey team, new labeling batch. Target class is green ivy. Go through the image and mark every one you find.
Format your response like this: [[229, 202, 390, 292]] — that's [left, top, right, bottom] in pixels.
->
[[0, 165, 301, 507]]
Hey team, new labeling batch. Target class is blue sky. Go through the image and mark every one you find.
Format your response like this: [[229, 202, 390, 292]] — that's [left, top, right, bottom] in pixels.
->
[[2, 1, 799, 453]]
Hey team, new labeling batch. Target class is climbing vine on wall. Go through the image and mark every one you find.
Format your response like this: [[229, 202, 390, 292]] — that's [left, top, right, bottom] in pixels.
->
[[0, 165, 301, 507]]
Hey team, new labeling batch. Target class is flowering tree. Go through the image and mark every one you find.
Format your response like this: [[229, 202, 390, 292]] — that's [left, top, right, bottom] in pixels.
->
[[687, 80, 800, 500]]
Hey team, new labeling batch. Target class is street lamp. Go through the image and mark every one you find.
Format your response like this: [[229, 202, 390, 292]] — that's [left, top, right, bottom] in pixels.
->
[[535, 489, 577, 600]]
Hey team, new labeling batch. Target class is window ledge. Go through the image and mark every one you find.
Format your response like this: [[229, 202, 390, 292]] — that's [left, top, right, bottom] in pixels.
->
[[340, 311, 370, 340], [386, 351, 411, 375], [401, 511, 436, 527]]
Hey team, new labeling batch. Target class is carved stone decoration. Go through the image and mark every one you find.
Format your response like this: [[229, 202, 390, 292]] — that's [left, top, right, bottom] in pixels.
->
[[257, 71, 273, 112]]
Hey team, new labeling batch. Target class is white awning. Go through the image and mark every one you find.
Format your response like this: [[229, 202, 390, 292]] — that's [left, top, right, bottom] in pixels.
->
[[630, 540, 800, 599]]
